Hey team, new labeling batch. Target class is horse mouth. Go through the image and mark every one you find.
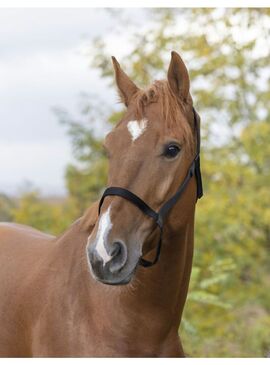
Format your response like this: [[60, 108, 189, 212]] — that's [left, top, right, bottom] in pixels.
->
[[93, 264, 137, 286], [99, 271, 134, 286]]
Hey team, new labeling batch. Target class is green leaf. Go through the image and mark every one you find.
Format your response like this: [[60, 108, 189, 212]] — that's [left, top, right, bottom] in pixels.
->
[[188, 291, 232, 309], [199, 273, 229, 289]]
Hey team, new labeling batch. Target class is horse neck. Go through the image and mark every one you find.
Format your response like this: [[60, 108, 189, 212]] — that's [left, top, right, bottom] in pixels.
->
[[55, 207, 195, 344], [89, 210, 196, 342], [124, 212, 195, 327]]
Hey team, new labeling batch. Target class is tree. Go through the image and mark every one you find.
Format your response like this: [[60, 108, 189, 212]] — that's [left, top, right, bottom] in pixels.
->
[[0, 193, 15, 222], [12, 191, 79, 235]]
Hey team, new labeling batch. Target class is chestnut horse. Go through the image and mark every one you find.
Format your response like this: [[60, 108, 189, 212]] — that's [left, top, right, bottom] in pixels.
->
[[0, 51, 202, 357]]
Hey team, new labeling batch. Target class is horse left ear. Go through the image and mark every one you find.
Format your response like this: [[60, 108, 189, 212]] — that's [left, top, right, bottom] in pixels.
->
[[167, 51, 190, 102], [112, 56, 139, 107]]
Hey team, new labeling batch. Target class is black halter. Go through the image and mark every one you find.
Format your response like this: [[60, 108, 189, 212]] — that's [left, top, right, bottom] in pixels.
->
[[98, 107, 203, 268]]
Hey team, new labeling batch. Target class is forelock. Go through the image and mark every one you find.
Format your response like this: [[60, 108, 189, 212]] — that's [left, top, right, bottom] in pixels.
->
[[133, 80, 195, 155]]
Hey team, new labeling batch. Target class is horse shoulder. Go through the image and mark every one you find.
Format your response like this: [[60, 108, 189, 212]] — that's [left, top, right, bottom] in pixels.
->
[[0, 223, 56, 356]]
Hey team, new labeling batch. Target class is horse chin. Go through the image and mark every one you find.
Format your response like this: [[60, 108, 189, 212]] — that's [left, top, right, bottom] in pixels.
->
[[98, 270, 135, 286], [90, 261, 138, 286]]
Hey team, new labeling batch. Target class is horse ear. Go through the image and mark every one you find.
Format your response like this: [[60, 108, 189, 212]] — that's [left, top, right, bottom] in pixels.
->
[[167, 51, 190, 102], [112, 56, 139, 107]]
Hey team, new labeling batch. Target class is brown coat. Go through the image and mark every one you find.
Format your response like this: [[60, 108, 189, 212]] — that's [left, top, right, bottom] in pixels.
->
[[0, 51, 199, 357]]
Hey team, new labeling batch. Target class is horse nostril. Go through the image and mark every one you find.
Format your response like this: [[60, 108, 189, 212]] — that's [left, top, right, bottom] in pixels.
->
[[110, 241, 122, 258], [108, 241, 127, 273]]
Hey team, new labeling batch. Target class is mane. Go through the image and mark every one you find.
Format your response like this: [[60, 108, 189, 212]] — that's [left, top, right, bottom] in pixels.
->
[[133, 80, 195, 156]]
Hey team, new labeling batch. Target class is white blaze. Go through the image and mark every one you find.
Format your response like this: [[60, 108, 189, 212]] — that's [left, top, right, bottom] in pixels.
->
[[127, 119, 148, 142], [95, 205, 113, 265]]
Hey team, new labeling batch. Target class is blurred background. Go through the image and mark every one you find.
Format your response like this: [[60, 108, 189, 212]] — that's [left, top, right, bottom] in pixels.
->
[[0, 8, 269, 357]]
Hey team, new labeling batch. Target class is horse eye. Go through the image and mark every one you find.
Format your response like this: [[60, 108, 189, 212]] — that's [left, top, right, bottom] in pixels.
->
[[163, 144, 181, 159]]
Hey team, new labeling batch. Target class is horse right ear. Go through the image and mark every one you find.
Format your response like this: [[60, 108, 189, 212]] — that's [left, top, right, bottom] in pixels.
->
[[112, 56, 139, 107], [167, 51, 190, 103]]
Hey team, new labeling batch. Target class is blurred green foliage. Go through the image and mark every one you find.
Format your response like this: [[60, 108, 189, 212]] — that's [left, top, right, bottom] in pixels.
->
[[11, 191, 80, 235], [1, 8, 269, 357], [0, 193, 15, 221]]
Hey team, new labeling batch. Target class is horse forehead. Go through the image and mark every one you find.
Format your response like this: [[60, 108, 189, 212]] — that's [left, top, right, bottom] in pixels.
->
[[105, 117, 160, 154], [127, 118, 148, 142]]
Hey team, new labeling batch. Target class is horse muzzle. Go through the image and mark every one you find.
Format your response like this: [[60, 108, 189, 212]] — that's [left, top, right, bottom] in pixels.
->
[[87, 240, 138, 285]]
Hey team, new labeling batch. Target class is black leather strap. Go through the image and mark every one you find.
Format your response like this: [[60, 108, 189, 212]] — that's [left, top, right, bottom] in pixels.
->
[[139, 228, 163, 267], [192, 107, 203, 199], [98, 107, 203, 268], [98, 187, 160, 225], [195, 155, 203, 199], [158, 159, 196, 221], [98, 186, 164, 267]]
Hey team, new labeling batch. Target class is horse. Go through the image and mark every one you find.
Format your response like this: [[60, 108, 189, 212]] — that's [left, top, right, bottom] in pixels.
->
[[0, 51, 202, 357]]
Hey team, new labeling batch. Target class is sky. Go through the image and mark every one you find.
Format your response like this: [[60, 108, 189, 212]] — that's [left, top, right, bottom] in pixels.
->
[[0, 9, 129, 196], [1, 8, 267, 197]]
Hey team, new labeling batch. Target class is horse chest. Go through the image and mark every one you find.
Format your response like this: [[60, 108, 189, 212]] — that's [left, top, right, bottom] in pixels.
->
[[30, 311, 181, 357]]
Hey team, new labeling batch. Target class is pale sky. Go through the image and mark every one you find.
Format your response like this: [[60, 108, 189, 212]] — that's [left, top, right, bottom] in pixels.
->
[[0, 8, 135, 196], [1, 8, 267, 197]]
